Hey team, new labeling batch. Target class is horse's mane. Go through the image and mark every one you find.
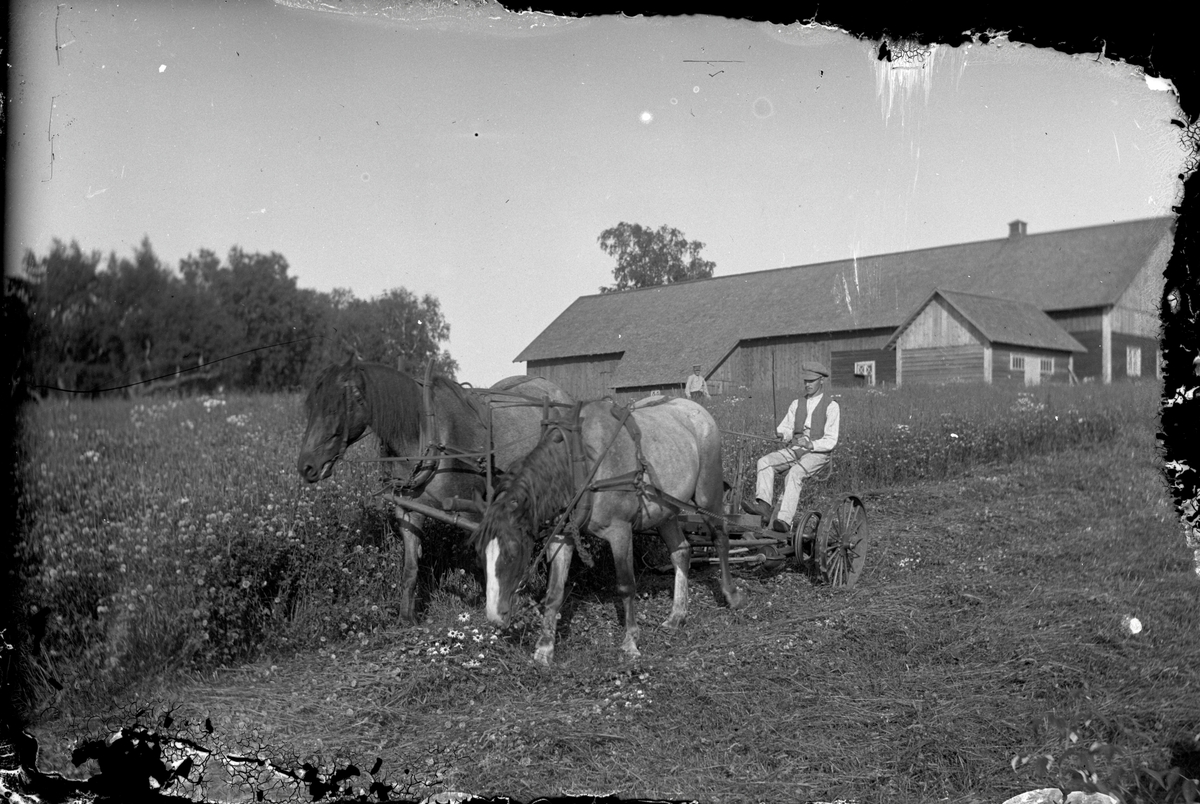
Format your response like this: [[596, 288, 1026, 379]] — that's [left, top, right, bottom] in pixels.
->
[[304, 362, 353, 418], [351, 362, 419, 450], [473, 429, 575, 552], [308, 360, 474, 453]]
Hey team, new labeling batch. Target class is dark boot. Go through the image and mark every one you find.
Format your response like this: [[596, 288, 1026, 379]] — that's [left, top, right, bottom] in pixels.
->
[[740, 498, 771, 519]]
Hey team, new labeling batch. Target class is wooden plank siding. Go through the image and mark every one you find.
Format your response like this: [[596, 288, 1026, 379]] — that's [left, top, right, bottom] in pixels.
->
[[830, 348, 896, 386], [526, 353, 623, 401], [1110, 307, 1160, 339], [1047, 308, 1105, 332], [1047, 308, 1103, 381], [1064, 331, 1104, 379], [993, 348, 1076, 386], [1113, 229, 1171, 337], [721, 329, 893, 392], [1111, 333, 1161, 381], [898, 345, 987, 385], [895, 297, 980, 349]]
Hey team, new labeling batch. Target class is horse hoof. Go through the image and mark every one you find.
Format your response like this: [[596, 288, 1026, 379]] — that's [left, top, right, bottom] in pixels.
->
[[533, 648, 554, 666], [660, 615, 686, 630]]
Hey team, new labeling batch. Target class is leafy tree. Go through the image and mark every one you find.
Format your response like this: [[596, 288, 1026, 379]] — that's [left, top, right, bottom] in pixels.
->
[[4, 274, 37, 403], [597, 223, 716, 293], [208, 248, 323, 391], [22, 240, 111, 392], [177, 249, 242, 378], [98, 238, 189, 386], [321, 288, 458, 379], [18, 239, 458, 395]]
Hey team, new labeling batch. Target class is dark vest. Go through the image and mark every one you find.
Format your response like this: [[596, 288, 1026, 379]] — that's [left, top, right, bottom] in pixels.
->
[[794, 394, 834, 443]]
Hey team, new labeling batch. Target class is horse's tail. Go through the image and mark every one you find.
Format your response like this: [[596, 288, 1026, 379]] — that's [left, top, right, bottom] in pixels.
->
[[689, 404, 746, 610]]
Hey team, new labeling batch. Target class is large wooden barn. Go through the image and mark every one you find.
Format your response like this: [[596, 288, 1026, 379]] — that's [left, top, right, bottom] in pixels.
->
[[515, 217, 1171, 401]]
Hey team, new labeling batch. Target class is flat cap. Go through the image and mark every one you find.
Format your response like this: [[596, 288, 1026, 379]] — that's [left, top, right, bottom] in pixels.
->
[[801, 360, 829, 380]]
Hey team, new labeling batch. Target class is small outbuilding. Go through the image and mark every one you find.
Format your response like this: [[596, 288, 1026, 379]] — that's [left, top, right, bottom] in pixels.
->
[[885, 289, 1088, 386]]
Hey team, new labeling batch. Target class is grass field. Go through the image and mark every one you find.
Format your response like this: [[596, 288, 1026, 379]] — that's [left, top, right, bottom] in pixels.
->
[[13, 381, 1200, 803]]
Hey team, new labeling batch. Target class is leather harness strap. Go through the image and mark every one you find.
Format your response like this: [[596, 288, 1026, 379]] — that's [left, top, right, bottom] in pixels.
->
[[535, 398, 669, 568]]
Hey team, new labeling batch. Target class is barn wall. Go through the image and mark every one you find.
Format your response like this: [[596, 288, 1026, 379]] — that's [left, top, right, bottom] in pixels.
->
[[829, 347, 896, 387], [1112, 230, 1171, 338], [1110, 307, 1160, 339], [899, 345, 987, 385], [1048, 308, 1105, 331], [724, 329, 893, 392], [1111, 333, 1161, 381], [526, 354, 623, 401], [896, 298, 981, 349], [1063, 331, 1103, 380], [993, 347, 1076, 386]]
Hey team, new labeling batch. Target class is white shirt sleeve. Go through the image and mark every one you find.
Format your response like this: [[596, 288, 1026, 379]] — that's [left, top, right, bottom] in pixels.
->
[[776, 399, 799, 440], [809, 399, 840, 453]]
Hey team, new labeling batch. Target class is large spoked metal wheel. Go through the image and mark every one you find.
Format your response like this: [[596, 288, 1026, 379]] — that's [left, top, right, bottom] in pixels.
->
[[819, 496, 869, 588], [792, 511, 821, 570]]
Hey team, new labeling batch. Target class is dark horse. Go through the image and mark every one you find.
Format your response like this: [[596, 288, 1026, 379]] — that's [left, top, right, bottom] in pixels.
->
[[297, 353, 573, 623], [473, 397, 746, 665]]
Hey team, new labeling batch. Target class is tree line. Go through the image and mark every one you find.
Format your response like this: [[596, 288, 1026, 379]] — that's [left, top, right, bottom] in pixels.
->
[[7, 223, 715, 396], [9, 238, 459, 396]]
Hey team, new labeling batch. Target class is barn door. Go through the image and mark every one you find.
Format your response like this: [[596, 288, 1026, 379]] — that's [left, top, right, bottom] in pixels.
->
[[1023, 356, 1040, 387]]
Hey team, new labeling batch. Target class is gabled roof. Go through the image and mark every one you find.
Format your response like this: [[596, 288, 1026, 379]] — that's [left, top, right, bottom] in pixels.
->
[[885, 289, 1088, 352], [516, 216, 1172, 388]]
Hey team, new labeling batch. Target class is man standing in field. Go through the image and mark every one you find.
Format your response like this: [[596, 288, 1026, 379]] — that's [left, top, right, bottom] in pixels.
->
[[685, 364, 710, 401], [743, 360, 839, 532]]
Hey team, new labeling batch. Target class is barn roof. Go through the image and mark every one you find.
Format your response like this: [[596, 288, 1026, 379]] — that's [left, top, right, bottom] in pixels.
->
[[885, 289, 1089, 353], [515, 216, 1172, 388]]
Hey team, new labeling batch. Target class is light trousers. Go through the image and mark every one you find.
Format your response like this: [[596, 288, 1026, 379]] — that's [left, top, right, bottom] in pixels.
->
[[754, 448, 831, 523]]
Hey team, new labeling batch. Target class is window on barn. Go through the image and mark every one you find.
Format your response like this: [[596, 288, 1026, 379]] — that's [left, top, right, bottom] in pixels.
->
[[853, 360, 876, 387], [1010, 354, 1025, 371], [1039, 357, 1054, 374], [1126, 346, 1142, 377]]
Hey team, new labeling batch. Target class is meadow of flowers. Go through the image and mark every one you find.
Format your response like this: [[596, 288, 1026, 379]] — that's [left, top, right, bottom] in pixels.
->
[[16, 392, 432, 711], [14, 380, 1154, 716]]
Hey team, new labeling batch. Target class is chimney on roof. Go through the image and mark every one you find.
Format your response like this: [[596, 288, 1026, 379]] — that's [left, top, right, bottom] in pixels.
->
[[1008, 219, 1028, 238]]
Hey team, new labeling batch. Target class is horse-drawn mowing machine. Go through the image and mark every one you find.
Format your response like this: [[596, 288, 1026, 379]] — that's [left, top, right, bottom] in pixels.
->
[[677, 434, 870, 588]]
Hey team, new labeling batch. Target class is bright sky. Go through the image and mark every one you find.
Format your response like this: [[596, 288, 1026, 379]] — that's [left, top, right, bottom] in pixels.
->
[[7, 2, 1189, 385]]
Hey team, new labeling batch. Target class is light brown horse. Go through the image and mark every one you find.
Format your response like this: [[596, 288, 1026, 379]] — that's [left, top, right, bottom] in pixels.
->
[[473, 397, 746, 665], [296, 353, 573, 623]]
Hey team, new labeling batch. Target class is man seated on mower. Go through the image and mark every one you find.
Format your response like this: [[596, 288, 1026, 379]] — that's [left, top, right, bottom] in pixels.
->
[[742, 360, 840, 532]]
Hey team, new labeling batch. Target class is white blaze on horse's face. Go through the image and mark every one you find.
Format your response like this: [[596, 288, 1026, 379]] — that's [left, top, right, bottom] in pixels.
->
[[484, 538, 505, 626]]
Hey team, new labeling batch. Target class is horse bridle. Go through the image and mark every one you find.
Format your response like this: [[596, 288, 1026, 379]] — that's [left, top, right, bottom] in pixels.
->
[[339, 368, 441, 496]]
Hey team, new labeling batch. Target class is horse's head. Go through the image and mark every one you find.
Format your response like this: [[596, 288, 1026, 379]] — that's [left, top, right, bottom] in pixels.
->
[[297, 356, 370, 483], [474, 487, 537, 627], [473, 428, 574, 626]]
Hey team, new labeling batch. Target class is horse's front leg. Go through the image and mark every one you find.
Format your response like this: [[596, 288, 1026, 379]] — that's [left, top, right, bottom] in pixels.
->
[[395, 509, 424, 625], [534, 533, 574, 666], [658, 518, 690, 630]]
